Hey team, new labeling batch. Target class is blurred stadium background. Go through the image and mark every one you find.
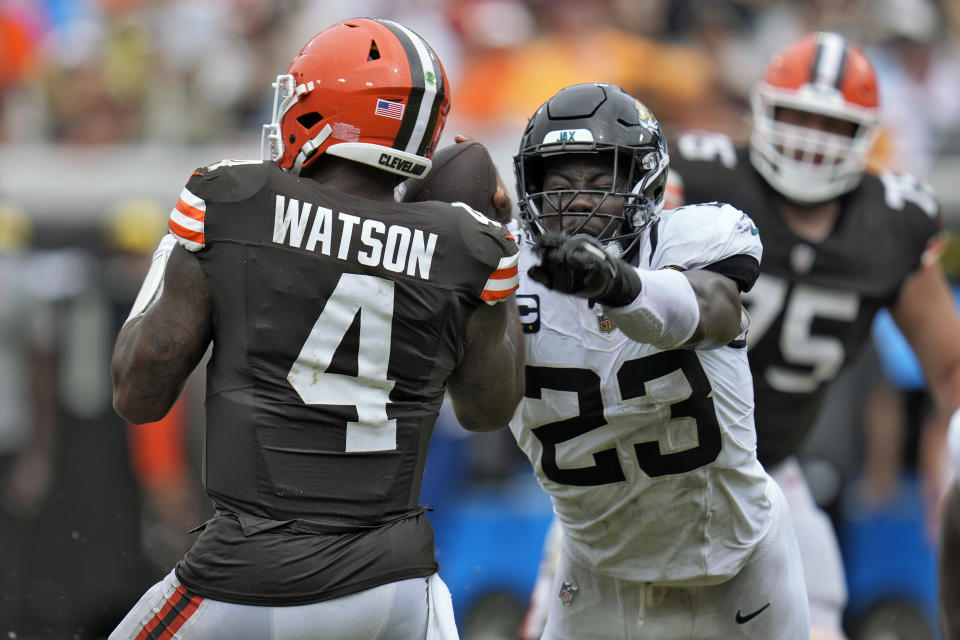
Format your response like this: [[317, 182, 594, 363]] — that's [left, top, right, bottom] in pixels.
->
[[2, 0, 960, 638]]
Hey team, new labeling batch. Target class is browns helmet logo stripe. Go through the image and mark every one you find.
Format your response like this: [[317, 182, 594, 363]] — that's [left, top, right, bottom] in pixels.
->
[[375, 19, 446, 158], [810, 31, 848, 91]]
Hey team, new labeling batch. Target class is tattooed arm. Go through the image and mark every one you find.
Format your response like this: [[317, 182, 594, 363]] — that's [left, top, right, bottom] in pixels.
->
[[446, 295, 525, 432], [112, 245, 213, 425]]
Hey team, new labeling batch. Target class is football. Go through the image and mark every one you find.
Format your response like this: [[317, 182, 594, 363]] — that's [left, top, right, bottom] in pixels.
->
[[398, 140, 499, 219]]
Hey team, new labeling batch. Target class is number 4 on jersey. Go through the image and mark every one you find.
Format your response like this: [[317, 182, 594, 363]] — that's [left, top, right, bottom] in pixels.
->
[[287, 273, 398, 452]]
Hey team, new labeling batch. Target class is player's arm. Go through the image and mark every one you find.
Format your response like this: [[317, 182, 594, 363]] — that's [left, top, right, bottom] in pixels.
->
[[529, 232, 744, 349], [891, 261, 960, 417], [677, 269, 743, 347], [891, 258, 960, 637], [112, 239, 213, 425], [446, 295, 525, 432]]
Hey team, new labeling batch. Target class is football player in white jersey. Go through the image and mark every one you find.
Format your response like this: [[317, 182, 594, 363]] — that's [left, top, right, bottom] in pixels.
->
[[508, 82, 809, 639]]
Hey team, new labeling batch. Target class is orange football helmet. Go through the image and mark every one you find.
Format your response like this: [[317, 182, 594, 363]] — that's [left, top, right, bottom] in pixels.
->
[[262, 18, 450, 178], [750, 31, 879, 203]]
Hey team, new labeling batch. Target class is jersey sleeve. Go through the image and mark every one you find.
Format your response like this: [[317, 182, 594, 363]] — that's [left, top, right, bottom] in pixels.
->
[[167, 160, 270, 252], [667, 131, 743, 206], [650, 202, 763, 275], [700, 254, 761, 292], [167, 171, 208, 252], [451, 202, 519, 305], [878, 170, 945, 271]]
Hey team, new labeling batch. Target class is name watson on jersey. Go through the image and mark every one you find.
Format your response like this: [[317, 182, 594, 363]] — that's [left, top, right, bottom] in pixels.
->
[[272, 195, 438, 280]]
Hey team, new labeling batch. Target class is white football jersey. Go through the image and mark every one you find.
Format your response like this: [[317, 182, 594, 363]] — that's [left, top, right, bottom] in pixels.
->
[[509, 203, 776, 585]]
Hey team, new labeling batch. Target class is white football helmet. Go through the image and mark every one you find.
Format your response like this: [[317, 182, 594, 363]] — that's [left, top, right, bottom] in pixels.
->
[[750, 31, 879, 204]]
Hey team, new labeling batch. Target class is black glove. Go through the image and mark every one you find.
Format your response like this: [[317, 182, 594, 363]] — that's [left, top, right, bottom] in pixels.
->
[[528, 231, 642, 307]]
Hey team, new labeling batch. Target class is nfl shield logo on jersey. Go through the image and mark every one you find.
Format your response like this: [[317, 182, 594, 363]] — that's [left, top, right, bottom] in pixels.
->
[[597, 313, 616, 333], [559, 582, 579, 606]]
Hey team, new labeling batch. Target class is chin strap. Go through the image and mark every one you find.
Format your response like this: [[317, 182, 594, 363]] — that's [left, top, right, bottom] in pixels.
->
[[291, 124, 333, 175]]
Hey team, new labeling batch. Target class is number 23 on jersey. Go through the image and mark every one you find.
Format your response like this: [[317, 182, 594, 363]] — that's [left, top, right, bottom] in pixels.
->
[[525, 350, 723, 486]]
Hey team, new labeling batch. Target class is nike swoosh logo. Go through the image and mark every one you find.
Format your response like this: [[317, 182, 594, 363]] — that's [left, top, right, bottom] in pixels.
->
[[735, 603, 770, 624]]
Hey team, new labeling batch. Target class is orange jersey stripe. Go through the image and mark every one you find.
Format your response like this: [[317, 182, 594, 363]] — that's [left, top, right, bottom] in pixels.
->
[[481, 286, 517, 302], [176, 198, 205, 222], [169, 218, 204, 245], [488, 264, 519, 280]]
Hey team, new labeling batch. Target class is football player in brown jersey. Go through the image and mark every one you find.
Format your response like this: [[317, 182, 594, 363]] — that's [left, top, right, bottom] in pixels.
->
[[668, 31, 960, 640], [108, 18, 523, 640]]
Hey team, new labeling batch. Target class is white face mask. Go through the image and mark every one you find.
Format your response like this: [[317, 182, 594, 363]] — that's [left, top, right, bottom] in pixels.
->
[[749, 84, 878, 204]]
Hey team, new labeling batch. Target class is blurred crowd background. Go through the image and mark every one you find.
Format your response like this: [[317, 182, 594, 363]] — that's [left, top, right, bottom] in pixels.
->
[[2, 0, 960, 638]]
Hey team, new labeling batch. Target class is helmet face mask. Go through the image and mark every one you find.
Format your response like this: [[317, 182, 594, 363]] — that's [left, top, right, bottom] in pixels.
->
[[262, 74, 297, 165], [515, 83, 669, 261], [749, 31, 879, 204], [262, 18, 450, 178]]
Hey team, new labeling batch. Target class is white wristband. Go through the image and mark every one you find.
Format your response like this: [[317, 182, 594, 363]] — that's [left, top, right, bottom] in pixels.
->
[[126, 233, 177, 323], [603, 268, 700, 349]]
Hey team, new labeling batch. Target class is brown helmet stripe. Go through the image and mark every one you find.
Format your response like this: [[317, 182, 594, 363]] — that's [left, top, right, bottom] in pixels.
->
[[374, 19, 444, 157], [811, 32, 848, 89]]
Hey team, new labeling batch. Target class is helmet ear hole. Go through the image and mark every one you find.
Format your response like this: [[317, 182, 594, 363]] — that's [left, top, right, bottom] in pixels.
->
[[297, 112, 323, 129], [368, 41, 380, 61]]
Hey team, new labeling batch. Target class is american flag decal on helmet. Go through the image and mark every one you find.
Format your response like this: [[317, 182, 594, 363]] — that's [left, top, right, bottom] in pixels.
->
[[375, 99, 405, 120]]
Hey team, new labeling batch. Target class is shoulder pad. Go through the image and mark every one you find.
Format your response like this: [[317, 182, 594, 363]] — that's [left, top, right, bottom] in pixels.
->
[[169, 160, 269, 252], [187, 160, 271, 204], [447, 203, 519, 305], [674, 131, 739, 169], [653, 202, 762, 270], [877, 170, 940, 219]]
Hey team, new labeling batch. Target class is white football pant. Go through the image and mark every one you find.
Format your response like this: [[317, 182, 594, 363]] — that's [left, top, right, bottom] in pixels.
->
[[771, 456, 848, 635], [540, 482, 809, 639], [109, 569, 459, 640]]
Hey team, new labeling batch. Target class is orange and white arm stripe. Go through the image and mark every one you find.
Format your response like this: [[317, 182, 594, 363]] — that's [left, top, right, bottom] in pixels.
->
[[481, 252, 520, 304], [168, 187, 206, 251]]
